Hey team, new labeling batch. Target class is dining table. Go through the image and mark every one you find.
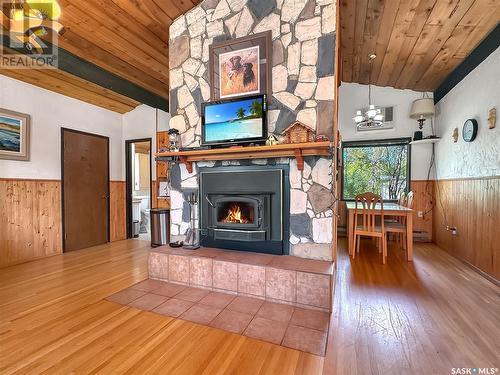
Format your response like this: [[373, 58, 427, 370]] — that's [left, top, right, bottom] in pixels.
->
[[346, 201, 414, 261]]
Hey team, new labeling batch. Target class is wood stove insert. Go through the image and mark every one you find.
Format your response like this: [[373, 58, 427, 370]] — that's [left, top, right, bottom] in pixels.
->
[[199, 166, 289, 255]]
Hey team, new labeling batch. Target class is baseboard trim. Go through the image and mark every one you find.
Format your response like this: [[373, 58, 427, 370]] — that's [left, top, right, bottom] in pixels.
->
[[441, 249, 500, 287]]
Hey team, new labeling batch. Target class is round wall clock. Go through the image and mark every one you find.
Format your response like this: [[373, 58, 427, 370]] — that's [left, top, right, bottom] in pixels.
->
[[462, 119, 478, 142]]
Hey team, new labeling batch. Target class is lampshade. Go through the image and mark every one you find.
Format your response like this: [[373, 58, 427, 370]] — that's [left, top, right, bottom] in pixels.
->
[[409, 98, 435, 119], [353, 110, 364, 123], [366, 105, 376, 118]]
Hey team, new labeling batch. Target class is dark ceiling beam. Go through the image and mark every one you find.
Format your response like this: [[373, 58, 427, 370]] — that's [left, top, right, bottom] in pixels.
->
[[1, 34, 168, 111], [434, 23, 500, 104]]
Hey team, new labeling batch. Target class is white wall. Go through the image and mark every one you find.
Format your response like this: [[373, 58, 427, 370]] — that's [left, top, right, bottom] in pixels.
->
[[122, 104, 170, 180], [0, 76, 171, 181], [434, 47, 500, 179], [0, 75, 124, 180], [338, 82, 434, 180]]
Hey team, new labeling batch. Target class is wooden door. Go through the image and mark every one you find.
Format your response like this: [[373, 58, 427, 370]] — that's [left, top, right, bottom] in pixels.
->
[[62, 128, 109, 251]]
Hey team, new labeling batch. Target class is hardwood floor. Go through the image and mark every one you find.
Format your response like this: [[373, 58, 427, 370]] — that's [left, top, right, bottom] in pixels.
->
[[323, 238, 500, 375], [1, 238, 498, 374], [0, 240, 323, 374]]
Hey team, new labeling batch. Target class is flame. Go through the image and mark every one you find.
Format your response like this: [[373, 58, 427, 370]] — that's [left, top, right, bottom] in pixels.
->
[[222, 204, 250, 224]]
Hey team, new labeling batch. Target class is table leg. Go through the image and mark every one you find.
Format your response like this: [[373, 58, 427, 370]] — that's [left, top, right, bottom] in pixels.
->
[[406, 212, 413, 261], [348, 210, 354, 256]]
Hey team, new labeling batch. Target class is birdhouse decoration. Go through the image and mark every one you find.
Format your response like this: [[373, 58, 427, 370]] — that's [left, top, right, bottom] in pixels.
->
[[281, 121, 316, 144]]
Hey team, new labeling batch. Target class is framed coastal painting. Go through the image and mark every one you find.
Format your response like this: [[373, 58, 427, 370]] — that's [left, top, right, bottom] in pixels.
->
[[0, 108, 30, 161], [209, 31, 272, 101]]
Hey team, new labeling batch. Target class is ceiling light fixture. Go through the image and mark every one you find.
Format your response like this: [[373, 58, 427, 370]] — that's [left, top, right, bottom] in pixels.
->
[[353, 54, 384, 129]]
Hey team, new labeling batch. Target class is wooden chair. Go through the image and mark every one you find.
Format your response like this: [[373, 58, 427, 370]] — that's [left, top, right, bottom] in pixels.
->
[[386, 191, 407, 225], [385, 191, 414, 250], [398, 191, 408, 207], [352, 192, 387, 264], [406, 191, 414, 209]]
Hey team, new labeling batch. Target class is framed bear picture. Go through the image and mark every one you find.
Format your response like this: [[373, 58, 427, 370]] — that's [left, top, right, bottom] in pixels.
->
[[209, 31, 272, 101]]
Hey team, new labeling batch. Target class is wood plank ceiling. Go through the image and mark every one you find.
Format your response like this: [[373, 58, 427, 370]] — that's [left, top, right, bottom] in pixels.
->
[[0, 0, 202, 113], [340, 0, 500, 91]]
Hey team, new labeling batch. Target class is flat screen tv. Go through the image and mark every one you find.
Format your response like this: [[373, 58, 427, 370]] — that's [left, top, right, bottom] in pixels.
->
[[201, 94, 267, 147]]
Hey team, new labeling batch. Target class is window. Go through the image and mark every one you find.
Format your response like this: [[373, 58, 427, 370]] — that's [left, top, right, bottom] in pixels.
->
[[341, 138, 411, 201]]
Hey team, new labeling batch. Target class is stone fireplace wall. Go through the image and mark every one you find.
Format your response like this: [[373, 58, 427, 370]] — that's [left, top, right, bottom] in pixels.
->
[[168, 0, 336, 261]]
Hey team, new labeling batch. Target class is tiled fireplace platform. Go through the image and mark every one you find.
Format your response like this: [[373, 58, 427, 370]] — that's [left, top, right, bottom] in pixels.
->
[[149, 247, 334, 311], [107, 279, 330, 356]]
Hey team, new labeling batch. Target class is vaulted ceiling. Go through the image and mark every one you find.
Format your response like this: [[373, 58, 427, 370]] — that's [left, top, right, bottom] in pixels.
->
[[0, 0, 202, 113], [340, 0, 500, 91], [1, 1, 498, 112]]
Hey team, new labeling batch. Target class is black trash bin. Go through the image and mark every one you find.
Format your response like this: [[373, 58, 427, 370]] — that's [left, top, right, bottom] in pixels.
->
[[150, 208, 170, 247]]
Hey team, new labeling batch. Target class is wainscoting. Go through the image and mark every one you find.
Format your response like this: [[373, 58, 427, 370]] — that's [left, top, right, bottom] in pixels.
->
[[410, 180, 434, 240], [1, 178, 127, 268], [110, 181, 126, 242], [433, 176, 499, 280], [0, 179, 62, 267]]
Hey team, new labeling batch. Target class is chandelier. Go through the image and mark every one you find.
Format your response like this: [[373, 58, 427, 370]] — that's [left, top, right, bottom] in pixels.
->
[[353, 54, 384, 128]]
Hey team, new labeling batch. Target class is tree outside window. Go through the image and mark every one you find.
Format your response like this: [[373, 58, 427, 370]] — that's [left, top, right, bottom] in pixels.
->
[[342, 139, 411, 201]]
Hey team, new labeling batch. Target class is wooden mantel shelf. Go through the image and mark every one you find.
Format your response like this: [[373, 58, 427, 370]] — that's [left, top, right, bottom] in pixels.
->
[[155, 141, 332, 173]]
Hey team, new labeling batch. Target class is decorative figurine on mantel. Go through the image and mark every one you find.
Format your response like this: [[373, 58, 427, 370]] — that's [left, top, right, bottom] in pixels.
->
[[315, 134, 329, 142], [282, 121, 316, 144], [167, 128, 180, 152], [265, 134, 279, 146]]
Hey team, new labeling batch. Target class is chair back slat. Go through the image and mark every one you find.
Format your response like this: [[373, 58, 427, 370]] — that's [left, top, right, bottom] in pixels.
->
[[406, 191, 414, 209], [398, 192, 407, 206], [354, 192, 384, 233]]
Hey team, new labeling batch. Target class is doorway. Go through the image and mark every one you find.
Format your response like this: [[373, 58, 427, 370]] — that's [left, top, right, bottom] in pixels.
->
[[125, 138, 152, 240], [61, 128, 110, 252]]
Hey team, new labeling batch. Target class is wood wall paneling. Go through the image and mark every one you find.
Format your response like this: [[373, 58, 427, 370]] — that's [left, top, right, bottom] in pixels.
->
[[340, 0, 500, 91], [0, 179, 62, 268], [331, 0, 341, 263], [156, 198, 171, 209], [0, 178, 127, 268], [110, 181, 126, 242], [152, 180, 171, 210], [410, 180, 434, 241], [154, 131, 170, 209], [433, 177, 499, 280]]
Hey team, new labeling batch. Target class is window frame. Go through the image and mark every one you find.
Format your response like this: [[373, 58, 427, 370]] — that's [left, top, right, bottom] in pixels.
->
[[340, 137, 412, 202]]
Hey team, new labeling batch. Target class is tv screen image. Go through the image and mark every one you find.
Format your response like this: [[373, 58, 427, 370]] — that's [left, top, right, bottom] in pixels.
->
[[202, 95, 266, 145]]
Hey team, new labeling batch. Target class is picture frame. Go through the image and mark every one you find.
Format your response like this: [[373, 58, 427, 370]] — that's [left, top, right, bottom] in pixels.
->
[[158, 181, 170, 198], [209, 31, 272, 101], [0, 108, 30, 161]]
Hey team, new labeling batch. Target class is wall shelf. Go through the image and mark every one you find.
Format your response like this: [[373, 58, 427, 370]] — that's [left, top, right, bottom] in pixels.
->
[[155, 141, 332, 173], [410, 138, 441, 145]]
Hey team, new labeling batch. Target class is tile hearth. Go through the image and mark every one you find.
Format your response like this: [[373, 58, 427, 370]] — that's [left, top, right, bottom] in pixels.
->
[[148, 246, 334, 311], [107, 279, 330, 356]]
